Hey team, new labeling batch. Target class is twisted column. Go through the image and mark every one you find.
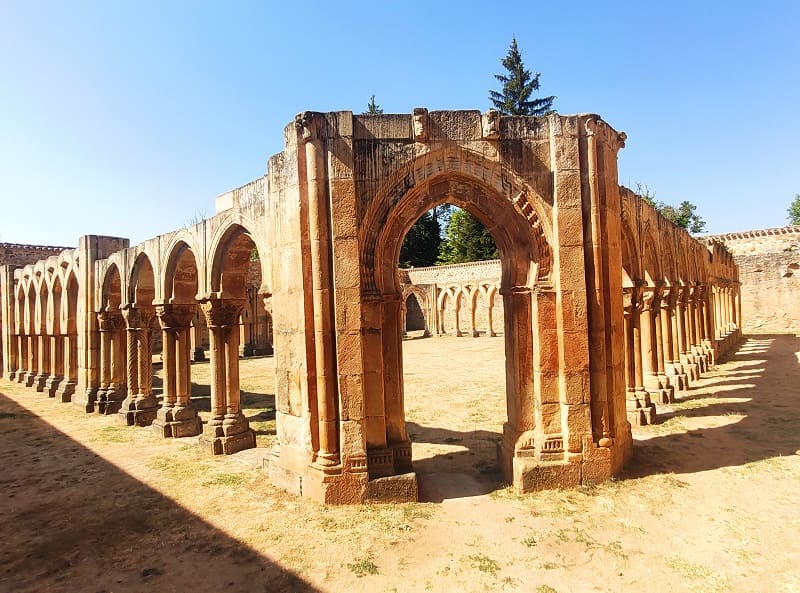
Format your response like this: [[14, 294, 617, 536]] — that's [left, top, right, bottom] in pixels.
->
[[118, 305, 159, 426]]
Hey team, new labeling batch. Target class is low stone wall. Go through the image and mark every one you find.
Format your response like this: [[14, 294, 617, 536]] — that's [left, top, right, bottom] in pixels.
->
[[0, 243, 72, 266], [707, 226, 800, 334]]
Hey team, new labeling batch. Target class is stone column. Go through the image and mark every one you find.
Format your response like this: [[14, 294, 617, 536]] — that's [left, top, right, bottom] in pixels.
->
[[698, 286, 715, 367], [96, 311, 112, 409], [260, 294, 274, 355], [198, 298, 255, 455], [296, 112, 340, 470], [24, 333, 37, 387], [677, 287, 699, 381], [153, 303, 202, 438], [661, 289, 687, 391], [470, 295, 479, 337], [623, 287, 655, 425], [118, 306, 159, 426], [34, 333, 50, 392], [45, 335, 64, 397], [487, 302, 497, 337], [54, 333, 78, 402], [7, 332, 19, 382]]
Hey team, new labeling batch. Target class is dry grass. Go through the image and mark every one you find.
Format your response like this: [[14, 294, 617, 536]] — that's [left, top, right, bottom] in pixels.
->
[[1, 335, 799, 592]]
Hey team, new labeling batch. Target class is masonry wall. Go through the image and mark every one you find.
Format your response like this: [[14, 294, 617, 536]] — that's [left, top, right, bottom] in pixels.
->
[[708, 226, 800, 334]]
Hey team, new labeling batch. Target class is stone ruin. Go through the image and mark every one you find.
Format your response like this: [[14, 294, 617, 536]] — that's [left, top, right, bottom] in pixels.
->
[[0, 109, 741, 503], [706, 225, 800, 334]]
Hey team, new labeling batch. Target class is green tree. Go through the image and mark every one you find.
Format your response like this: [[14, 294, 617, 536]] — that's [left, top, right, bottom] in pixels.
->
[[399, 210, 441, 267], [787, 194, 800, 225], [437, 208, 499, 264], [364, 94, 383, 114], [489, 37, 555, 116], [636, 183, 706, 234]]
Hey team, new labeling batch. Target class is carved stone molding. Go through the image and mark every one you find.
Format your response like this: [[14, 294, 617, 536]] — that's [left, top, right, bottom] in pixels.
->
[[200, 298, 245, 328], [156, 303, 196, 330]]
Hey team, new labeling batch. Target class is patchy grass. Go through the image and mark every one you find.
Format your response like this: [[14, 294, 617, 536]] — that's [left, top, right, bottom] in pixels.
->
[[347, 557, 379, 577]]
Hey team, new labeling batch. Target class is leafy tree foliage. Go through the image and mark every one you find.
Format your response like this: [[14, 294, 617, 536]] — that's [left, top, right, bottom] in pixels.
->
[[787, 194, 800, 225], [637, 183, 707, 234], [365, 94, 383, 114], [399, 211, 441, 267], [489, 37, 555, 116], [437, 208, 499, 264]]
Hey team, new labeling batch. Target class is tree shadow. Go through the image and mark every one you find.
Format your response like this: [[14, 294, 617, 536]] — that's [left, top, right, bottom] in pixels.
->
[[623, 334, 800, 479], [0, 391, 318, 593]]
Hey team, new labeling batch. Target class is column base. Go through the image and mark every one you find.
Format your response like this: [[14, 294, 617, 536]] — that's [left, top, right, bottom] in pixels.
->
[[199, 414, 255, 455], [73, 387, 98, 413], [152, 403, 202, 438], [54, 379, 77, 403], [118, 395, 159, 427], [34, 373, 49, 392], [498, 434, 627, 493], [23, 371, 37, 387], [45, 375, 63, 398], [97, 385, 127, 415]]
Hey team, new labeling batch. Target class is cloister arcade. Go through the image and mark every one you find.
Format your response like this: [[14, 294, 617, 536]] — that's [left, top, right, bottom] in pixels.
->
[[0, 109, 740, 504]]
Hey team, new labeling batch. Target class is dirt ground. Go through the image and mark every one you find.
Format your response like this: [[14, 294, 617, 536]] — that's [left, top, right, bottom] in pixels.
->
[[1, 334, 799, 593]]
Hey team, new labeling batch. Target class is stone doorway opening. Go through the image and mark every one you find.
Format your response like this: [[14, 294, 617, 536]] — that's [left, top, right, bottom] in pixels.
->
[[380, 186, 542, 500]]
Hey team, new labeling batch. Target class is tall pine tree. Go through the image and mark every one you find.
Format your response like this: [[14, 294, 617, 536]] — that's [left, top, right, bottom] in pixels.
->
[[489, 37, 555, 116]]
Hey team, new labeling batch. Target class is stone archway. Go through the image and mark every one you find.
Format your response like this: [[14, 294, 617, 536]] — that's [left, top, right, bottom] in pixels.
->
[[362, 155, 557, 497]]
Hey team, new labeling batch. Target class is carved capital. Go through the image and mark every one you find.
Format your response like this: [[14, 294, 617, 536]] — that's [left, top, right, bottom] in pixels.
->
[[121, 305, 154, 330], [156, 303, 196, 330], [200, 298, 245, 328], [295, 111, 323, 142], [623, 286, 642, 314], [640, 286, 661, 312], [482, 109, 501, 140], [412, 107, 429, 142]]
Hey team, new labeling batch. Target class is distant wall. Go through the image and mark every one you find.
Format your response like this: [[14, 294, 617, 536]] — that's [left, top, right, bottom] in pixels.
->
[[0, 243, 71, 266], [708, 226, 800, 334]]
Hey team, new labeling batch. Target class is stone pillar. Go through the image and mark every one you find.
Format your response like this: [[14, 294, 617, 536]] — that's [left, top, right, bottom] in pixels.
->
[[487, 302, 497, 337], [54, 333, 78, 402], [118, 306, 159, 426], [44, 335, 64, 397], [661, 289, 688, 391], [470, 295, 479, 337], [96, 311, 112, 409], [24, 334, 37, 387], [677, 287, 699, 381], [623, 287, 655, 425], [298, 112, 339, 470], [34, 333, 50, 392], [96, 310, 126, 414], [153, 303, 202, 438], [198, 298, 255, 455]]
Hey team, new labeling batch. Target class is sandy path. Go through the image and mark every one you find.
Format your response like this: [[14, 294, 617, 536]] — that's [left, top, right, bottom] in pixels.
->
[[1, 334, 799, 593]]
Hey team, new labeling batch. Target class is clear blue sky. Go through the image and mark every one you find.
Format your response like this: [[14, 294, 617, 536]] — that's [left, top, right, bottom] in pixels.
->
[[1, 1, 798, 247]]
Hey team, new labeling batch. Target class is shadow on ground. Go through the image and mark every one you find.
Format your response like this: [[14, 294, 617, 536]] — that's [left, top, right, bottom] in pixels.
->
[[0, 391, 316, 593], [623, 334, 800, 478], [406, 421, 504, 502]]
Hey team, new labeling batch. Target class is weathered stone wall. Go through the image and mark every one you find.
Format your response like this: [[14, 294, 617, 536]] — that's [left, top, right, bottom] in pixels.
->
[[708, 226, 800, 333], [0, 243, 72, 267]]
